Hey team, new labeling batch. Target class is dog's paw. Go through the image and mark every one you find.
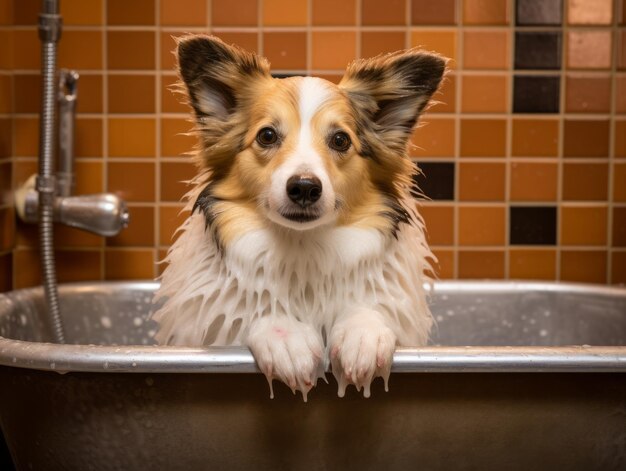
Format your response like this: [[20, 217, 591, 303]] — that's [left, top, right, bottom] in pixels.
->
[[246, 316, 325, 402], [329, 310, 396, 398]]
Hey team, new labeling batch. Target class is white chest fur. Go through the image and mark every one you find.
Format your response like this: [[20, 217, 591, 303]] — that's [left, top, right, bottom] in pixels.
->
[[153, 211, 433, 348]]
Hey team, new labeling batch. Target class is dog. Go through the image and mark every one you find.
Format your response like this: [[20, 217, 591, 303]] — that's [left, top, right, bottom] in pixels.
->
[[153, 35, 447, 400]]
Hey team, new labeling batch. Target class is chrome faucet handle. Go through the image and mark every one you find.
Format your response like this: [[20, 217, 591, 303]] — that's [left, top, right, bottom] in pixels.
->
[[56, 193, 129, 237]]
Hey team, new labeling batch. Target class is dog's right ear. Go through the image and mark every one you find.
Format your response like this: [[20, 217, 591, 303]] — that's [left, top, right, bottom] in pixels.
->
[[177, 35, 271, 123]]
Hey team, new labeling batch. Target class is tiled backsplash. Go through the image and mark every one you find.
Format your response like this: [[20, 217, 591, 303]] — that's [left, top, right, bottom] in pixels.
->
[[0, 0, 625, 291]]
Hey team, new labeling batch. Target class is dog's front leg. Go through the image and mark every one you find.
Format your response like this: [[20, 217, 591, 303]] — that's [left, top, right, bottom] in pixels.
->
[[329, 308, 396, 398], [246, 315, 325, 402]]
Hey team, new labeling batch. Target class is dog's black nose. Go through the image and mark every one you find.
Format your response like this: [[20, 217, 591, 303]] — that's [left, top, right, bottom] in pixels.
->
[[286, 175, 322, 208]]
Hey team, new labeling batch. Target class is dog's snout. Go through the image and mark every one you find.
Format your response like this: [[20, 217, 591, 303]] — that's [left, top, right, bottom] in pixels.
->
[[286, 175, 322, 207]]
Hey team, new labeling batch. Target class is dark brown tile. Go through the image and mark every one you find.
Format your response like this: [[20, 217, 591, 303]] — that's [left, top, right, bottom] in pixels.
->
[[616, 121, 626, 157], [0, 118, 11, 160], [108, 0, 155, 25], [563, 120, 610, 157], [0, 162, 11, 206], [612, 252, 626, 284], [14, 74, 40, 113], [13, 0, 38, 25], [56, 250, 103, 283], [263, 32, 307, 70]]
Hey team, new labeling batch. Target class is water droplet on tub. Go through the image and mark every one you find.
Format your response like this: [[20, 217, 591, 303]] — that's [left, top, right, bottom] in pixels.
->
[[101, 316, 112, 329], [539, 329, 548, 337], [133, 317, 143, 326]]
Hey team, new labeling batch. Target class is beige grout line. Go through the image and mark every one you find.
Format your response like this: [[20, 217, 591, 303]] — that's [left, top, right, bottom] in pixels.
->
[[101, 0, 108, 281]]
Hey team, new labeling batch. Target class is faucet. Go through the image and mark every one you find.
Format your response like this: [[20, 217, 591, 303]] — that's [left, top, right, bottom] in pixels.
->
[[16, 70, 130, 237]]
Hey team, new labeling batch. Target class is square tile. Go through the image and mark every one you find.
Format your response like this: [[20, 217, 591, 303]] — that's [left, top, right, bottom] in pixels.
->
[[510, 249, 557, 280], [510, 206, 557, 245], [361, 32, 405, 58], [412, 0, 456, 24], [565, 75, 612, 113], [463, 0, 509, 24], [561, 250, 607, 283], [563, 120, 609, 157], [54, 224, 102, 248], [561, 206, 608, 245], [263, 32, 307, 70], [108, 75, 156, 113], [313, 0, 356, 25], [516, 0, 562, 25], [430, 249, 455, 278], [161, 119, 196, 157], [0, 118, 11, 159], [460, 119, 507, 157], [108, 0, 155, 25], [410, 119, 456, 157], [56, 250, 102, 283], [159, 206, 189, 246], [563, 163, 608, 201], [312, 32, 356, 70], [614, 163, 626, 201], [513, 75, 560, 113], [616, 76, 626, 112], [0, 252, 12, 292], [14, 74, 40, 113], [611, 252, 626, 284], [411, 31, 457, 68], [459, 163, 506, 201], [613, 208, 626, 247], [414, 162, 455, 200], [212, 0, 257, 26], [0, 161, 11, 206], [619, 31, 626, 70], [107, 162, 156, 202], [77, 75, 103, 114], [459, 207, 506, 246], [212, 33, 259, 54], [161, 0, 207, 26], [0, 207, 15, 252], [74, 161, 104, 195], [161, 161, 196, 201], [160, 31, 185, 71], [107, 31, 156, 70], [107, 206, 155, 247], [461, 75, 508, 113], [568, 0, 612, 24], [105, 249, 155, 280], [161, 75, 189, 114], [75, 118, 103, 157], [108, 118, 156, 158], [512, 119, 559, 156], [463, 31, 510, 69], [567, 31, 612, 69], [429, 74, 456, 113], [510, 162, 558, 201], [362, 0, 406, 25], [616, 121, 626, 157], [62, 0, 103, 25], [419, 205, 454, 245], [58, 31, 103, 70], [458, 250, 505, 278], [514, 32, 562, 70]]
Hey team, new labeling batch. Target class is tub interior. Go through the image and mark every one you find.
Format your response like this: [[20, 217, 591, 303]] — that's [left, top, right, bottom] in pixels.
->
[[0, 282, 624, 347]]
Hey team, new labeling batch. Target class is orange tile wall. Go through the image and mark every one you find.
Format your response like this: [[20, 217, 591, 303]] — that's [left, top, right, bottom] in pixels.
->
[[0, 0, 625, 291]]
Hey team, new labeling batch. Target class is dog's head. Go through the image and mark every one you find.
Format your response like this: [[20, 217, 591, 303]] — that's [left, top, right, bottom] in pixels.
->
[[177, 35, 446, 243]]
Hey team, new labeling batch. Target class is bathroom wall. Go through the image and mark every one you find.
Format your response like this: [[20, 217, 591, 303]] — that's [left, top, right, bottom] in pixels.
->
[[0, 0, 624, 291]]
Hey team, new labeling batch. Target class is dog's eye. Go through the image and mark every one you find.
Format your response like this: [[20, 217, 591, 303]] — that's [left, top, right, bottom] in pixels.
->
[[256, 127, 278, 147], [329, 131, 351, 152]]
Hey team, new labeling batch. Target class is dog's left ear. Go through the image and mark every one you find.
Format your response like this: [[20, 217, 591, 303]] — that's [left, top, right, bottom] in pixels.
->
[[339, 50, 447, 153]]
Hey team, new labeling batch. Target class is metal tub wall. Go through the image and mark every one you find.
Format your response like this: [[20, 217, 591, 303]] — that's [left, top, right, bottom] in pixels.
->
[[0, 282, 625, 471]]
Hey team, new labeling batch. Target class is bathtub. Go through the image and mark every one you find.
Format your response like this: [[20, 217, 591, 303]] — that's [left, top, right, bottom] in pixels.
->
[[0, 281, 624, 470]]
